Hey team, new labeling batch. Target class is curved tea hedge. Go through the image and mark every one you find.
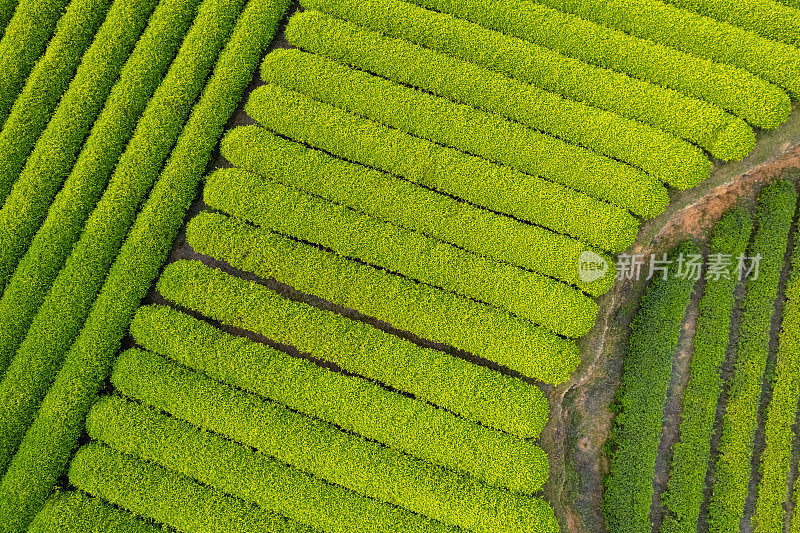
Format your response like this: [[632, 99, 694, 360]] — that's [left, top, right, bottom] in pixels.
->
[[0, 0, 289, 528], [0, 0, 199, 379], [131, 305, 548, 440], [184, 218, 583, 377], [88, 395, 459, 533], [534, 0, 800, 98], [70, 442, 312, 533], [28, 492, 164, 533], [708, 180, 798, 533], [262, 47, 710, 190], [604, 241, 701, 533], [661, 207, 753, 533], [0, 0, 111, 204], [111, 348, 558, 530], [204, 170, 597, 330], [247, 83, 668, 218], [222, 125, 633, 271]]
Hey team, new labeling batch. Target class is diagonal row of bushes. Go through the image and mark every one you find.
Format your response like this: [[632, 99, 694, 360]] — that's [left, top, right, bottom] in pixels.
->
[[138, 267, 543, 436], [286, 9, 754, 162], [603, 241, 701, 533], [262, 46, 710, 191], [0, 0, 111, 204], [28, 492, 164, 533], [0, 0, 290, 528], [707, 179, 798, 533], [534, 0, 800, 98], [111, 347, 558, 529], [204, 168, 597, 333], [660, 207, 753, 533], [391, 0, 790, 128], [222, 125, 632, 277], [184, 217, 583, 379], [246, 83, 668, 219], [0, 0, 200, 380]]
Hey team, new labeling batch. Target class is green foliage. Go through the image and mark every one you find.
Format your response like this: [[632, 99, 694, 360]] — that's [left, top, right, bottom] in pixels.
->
[[262, 47, 708, 193], [535, 0, 800, 99], [0, 0, 72, 129], [0, 0, 18, 35], [752, 210, 800, 532], [603, 241, 701, 533], [0, 0, 288, 528], [0, 0, 199, 380], [708, 180, 798, 533], [184, 215, 582, 379], [0, 0, 111, 204], [111, 348, 558, 529], [70, 442, 313, 533], [28, 491, 165, 533], [391, 0, 791, 129], [246, 82, 667, 219], [288, 7, 753, 162], [661, 207, 753, 533], [664, 0, 800, 50], [222, 125, 629, 279], [0, 0, 158, 291], [134, 278, 543, 438], [204, 168, 597, 334], [88, 395, 458, 533]]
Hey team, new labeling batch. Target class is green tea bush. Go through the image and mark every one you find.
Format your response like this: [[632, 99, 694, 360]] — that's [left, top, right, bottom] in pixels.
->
[[111, 348, 558, 529], [287, 7, 753, 161], [131, 305, 548, 441], [0, 0, 111, 204], [0, 0, 288, 528], [664, 0, 800, 50], [603, 241, 701, 533], [261, 47, 709, 190], [183, 218, 583, 378], [708, 180, 798, 533], [28, 491, 165, 533], [385, 0, 791, 128], [222, 126, 628, 283], [247, 83, 668, 218], [534, 0, 800, 98], [70, 442, 312, 533], [0, 0, 18, 35], [0, 0, 200, 379], [660, 207, 753, 533], [132, 292, 542, 436], [204, 170, 597, 332], [88, 395, 459, 533]]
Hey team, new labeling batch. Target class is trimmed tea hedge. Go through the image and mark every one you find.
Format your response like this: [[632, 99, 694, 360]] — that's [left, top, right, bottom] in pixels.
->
[[385, 0, 791, 128], [603, 241, 701, 533], [133, 284, 542, 435], [131, 305, 548, 440], [0, 0, 156, 291], [111, 348, 559, 530], [184, 218, 583, 377], [0, 0, 199, 379], [247, 83, 668, 218], [203, 172, 597, 332], [0, 0, 110, 204], [222, 126, 629, 282], [28, 492, 164, 533], [661, 207, 753, 533], [534, 0, 800, 98], [752, 207, 800, 532], [708, 180, 798, 533], [0, 0, 18, 34], [0, 0, 288, 529], [262, 48, 710, 190], [70, 442, 312, 533], [88, 395, 458, 533], [286, 9, 754, 161], [664, 0, 800, 50]]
